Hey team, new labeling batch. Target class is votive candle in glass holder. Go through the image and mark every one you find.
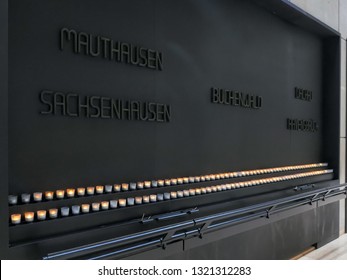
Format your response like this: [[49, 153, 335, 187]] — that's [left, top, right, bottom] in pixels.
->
[[77, 188, 86, 196], [210, 175, 216, 180], [110, 200, 118, 209], [201, 188, 207, 194], [49, 208, 58, 219], [171, 179, 177, 185], [162, 193, 169, 200], [101, 201, 110, 210], [66, 188, 75, 198], [211, 186, 217, 192], [87, 187, 95, 195], [144, 181, 151, 188], [129, 183, 137, 190], [189, 189, 196, 196], [24, 212, 34, 222], [105, 185, 113, 193], [206, 187, 212, 193], [114, 184, 121, 192], [189, 177, 195, 183], [11, 214, 21, 225], [195, 188, 201, 195], [177, 178, 183, 184], [200, 176, 206, 182], [150, 194, 157, 202], [121, 184, 129, 191], [56, 190, 65, 199], [37, 210, 47, 221], [61, 207, 70, 217], [135, 197, 143, 204], [205, 175, 211, 181], [137, 182, 144, 189], [45, 191, 54, 200], [92, 202, 100, 211], [170, 192, 177, 199], [127, 198, 135, 206], [177, 191, 184, 198], [96, 185, 104, 194], [157, 193, 164, 201], [215, 175, 220, 180], [143, 196, 150, 204], [151, 181, 158, 188], [183, 190, 190, 197], [158, 180, 165, 187], [81, 204, 90, 213], [33, 192, 43, 202], [183, 177, 189, 184], [72, 205, 80, 215], [165, 179, 171, 186], [8, 195, 18, 205], [194, 176, 201, 182], [118, 199, 126, 207]]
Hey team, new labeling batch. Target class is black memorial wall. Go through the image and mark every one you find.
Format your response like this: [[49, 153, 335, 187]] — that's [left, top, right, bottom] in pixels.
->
[[0, 0, 341, 259], [9, 0, 329, 193]]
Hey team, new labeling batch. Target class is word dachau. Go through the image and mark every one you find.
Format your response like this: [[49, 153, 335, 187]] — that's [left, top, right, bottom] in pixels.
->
[[60, 28, 163, 70], [40, 90, 171, 123]]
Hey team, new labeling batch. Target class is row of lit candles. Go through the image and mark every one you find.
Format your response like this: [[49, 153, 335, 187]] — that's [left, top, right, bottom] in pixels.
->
[[8, 163, 328, 205], [10, 169, 332, 225]]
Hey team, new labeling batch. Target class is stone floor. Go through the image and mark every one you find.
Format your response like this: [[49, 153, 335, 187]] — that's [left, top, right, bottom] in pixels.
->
[[299, 234, 347, 260]]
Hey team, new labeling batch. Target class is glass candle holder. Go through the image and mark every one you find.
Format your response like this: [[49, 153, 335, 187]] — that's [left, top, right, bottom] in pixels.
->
[[56, 190, 65, 199], [129, 183, 137, 190], [8, 195, 18, 205], [37, 210, 47, 221], [170, 192, 177, 199], [177, 178, 183, 184], [101, 201, 109, 210], [45, 191, 54, 200], [194, 176, 201, 182], [81, 204, 90, 213], [24, 212, 34, 222], [21, 193, 31, 203], [189, 177, 195, 183], [121, 184, 129, 191], [135, 197, 143, 204], [127, 198, 135, 206], [11, 214, 21, 225], [92, 202, 100, 211], [183, 177, 189, 184], [96, 185, 104, 194], [157, 194, 164, 201], [151, 181, 158, 188], [87, 187, 95, 195], [177, 191, 184, 198], [77, 188, 86, 196], [158, 180, 164, 187], [195, 188, 201, 195], [49, 208, 58, 219], [113, 184, 121, 192], [137, 182, 144, 189], [183, 190, 190, 196], [66, 189, 75, 198], [143, 196, 150, 204], [105, 185, 113, 193], [164, 179, 171, 186], [150, 194, 157, 202], [171, 179, 177, 185], [72, 205, 80, 215], [144, 181, 151, 188], [110, 200, 118, 209], [118, 199, 126, 207], [33, 192, 43, 202], [164, 193, 171, 200], [61, 207, 70, 217]]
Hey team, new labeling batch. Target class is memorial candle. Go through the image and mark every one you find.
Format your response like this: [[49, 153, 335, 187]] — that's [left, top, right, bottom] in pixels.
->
[[118, 199, 126, 207], [87, 187, 95, 195], [92, 202, 100, 211], [101, 201, 109, 210], [66, 189, 75, 198], [11, 214, 21, 225], [56, 190, 65, 199], [45, 191, 54, 200], [135, 197, 143, 204], [81, 204, 90, 213], [77, 188, 86, 196], [33, 192, 43, 202], [24, 212, 34, 222], [96, 185, 104, 194], [8, 195, 18, 205], [49, 208, 58, 219], [37, 210, 47, 221]]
